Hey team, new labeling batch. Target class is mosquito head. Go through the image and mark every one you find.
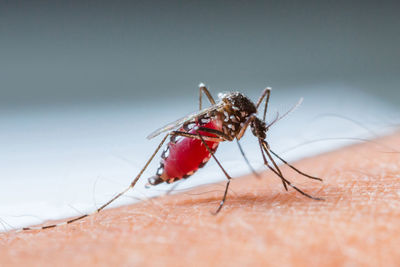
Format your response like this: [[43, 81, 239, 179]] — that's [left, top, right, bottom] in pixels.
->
[[219, 92, 257, 115], [251, 117, 267, 139]]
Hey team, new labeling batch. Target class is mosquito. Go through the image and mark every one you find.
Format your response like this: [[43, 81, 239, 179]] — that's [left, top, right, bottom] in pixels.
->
[[22, 83, 323, 231]]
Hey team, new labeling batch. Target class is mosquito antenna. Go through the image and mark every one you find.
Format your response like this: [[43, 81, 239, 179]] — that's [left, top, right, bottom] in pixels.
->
[[267, 97, 303, 129], [265, 111, 280, 130], [258, 139, 323, 200], [236, 139, 260, 178], [266, 142, 322, 181]]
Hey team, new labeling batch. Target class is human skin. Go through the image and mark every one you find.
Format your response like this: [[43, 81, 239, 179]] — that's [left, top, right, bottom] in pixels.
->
[[0, 133, 399, 267]]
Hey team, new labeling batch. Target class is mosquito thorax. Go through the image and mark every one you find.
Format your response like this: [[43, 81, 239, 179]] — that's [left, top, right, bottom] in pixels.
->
[[219, 92, 257, 115], [217, 92, 258, 139]]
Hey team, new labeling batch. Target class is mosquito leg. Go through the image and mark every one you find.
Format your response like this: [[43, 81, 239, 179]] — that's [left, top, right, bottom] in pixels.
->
[[166, 130, 232, 208], [199, 83, 216, 110], [159, 130, 227, 197], [96, 133, 170, 212], [265, 98, 304, 130], [258, 141, 288, 190], [196, 127, 232, 141], [263, 147, 288, 191], [171, 130, 225, 142], [236, 114, 256, 140], [262, 89, 271, 122], [22, 133, 170, 231], [258, 139, 323, 200], [196, 132, 233, 214], [195, 126, 259, 179], [249, 126, 286, 190], [255, 87, 271, 122], [172, 129, 232, 212], [236, 139, 260, 178], [268, 147, 323, 182]]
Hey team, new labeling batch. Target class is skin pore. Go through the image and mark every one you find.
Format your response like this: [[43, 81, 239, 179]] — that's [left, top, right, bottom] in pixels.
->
[[0, 132, 399, 266]]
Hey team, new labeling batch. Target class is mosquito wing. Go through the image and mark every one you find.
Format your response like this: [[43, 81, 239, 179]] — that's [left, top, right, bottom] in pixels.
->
[[146, 103, 223, 140]]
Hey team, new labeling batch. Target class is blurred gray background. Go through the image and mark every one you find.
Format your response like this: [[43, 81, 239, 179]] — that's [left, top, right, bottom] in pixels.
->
[[1, 0, 399, 110], [1, 1, 400, 230]]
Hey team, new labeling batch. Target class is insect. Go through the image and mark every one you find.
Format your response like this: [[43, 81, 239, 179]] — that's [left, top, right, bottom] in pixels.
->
[[22, 83, 322, 231]]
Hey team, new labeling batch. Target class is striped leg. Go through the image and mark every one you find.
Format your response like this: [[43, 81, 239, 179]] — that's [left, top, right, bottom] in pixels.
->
[[258, 139, 323, 200], [196, 132, 232, 214], [22, 133, 170, 231], [198, 83, 216, 110]]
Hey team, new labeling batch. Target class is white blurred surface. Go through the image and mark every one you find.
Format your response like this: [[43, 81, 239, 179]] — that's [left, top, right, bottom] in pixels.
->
[[0, 85, 399, 231]]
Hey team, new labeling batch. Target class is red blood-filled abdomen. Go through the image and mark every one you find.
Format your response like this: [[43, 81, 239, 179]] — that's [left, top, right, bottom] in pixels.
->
[[161, 119, 222, 181]]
